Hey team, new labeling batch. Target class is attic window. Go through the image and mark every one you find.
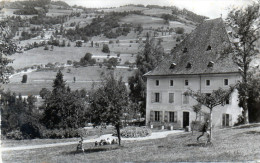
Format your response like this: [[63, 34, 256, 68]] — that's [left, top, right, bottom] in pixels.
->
[[207, 61, 214, 67], [186, 62, 192, 68], [206, 45, 212, 51], [183, 47, 188, 53], [170, 63, 176, 69]]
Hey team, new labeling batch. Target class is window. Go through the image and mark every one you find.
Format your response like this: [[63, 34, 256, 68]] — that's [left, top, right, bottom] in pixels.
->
[[185, 80, 189, 86], [170, 63, 176, 69], [155, 111, 160, 122], [186, 62, 192, 68], [155, 93, 160, 103], [156, 80, 159, 86], [183, 94, 189, 104], [226, 99, 230, 105], [222, 113, 231, 126], [207, 61, 214, 67], [169, 93, 174, 103], [224, 79, 229, 86], [183, 47, 188, 53], [169, 112, 175, 122], [206, 80, 210, 86], [170, 80, 174, 86]]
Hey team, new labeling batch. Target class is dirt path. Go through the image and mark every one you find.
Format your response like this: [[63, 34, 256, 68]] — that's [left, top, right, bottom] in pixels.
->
[[1, 130, 183, 152]]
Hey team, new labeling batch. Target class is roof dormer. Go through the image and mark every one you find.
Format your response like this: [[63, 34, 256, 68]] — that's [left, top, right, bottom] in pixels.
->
[[207, 61, 214, 67], [186, 62, 192, 68], [170, 63, 176, 69], [206, 45, 212, 51], [183, 47, 188, 53]]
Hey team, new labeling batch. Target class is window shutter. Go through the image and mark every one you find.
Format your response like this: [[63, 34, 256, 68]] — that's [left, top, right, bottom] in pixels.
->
[[174, 111, 177, 122], [229, 114, 232, 126], [159, 92, 162, 103], [164, 111, 169, 122], [222, 114, 225, 126], [159, 111, 163, 122], [150, 111, 154, 122], [151, 92, 155, 103], [169, 93, 174, 103]]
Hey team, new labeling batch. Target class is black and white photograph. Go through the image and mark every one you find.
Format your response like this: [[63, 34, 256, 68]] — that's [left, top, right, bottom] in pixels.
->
[[0, 0, 260, 162]]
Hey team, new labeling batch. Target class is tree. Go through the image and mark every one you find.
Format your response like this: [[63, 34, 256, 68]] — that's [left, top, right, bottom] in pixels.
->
[[128, 33, 164, 116], [107, 57, 118, 68], [21, 74, 27, 83], [41, 70, 87, 129], [76, 41, 82, 47], [41, 70, 67, 129], [0, 22, 17, 84], [39, 88, 51, 99], [102, 44, 110, 53], [175, 27, 185, 34], [226, 2, 260, 124], [191, 103, 202, 134], [184, 87, 235, 143], [90, 74, 128, 145]]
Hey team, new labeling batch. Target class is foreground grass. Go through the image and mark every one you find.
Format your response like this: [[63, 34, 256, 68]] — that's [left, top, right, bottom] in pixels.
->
[[2, 124, 260, 162]]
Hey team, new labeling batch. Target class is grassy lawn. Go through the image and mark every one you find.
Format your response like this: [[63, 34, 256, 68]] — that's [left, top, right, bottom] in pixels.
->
[[4, 66, 135, 95], [2, 124, 260, 162]]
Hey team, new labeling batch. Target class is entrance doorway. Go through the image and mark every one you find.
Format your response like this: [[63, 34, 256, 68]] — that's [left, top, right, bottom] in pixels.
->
[[183, 112, 190, 128]]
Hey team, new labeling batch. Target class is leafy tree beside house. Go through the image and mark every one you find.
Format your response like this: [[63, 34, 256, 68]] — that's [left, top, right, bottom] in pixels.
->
[[184, 87, 235, 143], [226, 2, 260, 124], [128, 33, 164, 116], [89, 74, 128, 145]]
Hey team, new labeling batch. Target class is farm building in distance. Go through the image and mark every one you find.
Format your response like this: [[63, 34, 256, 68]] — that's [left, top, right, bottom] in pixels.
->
[[144, 18, 242, 129]]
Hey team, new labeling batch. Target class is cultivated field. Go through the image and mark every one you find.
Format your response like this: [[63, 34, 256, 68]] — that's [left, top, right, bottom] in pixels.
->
[[2, 124, 260, 162], [121, 14, 195, 31], [143, 8, 172, 16], [100, 6, 148, 13]]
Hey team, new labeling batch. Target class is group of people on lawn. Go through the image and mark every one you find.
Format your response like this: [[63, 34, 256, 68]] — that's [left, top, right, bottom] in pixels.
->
[[95, 138, 118, 146]]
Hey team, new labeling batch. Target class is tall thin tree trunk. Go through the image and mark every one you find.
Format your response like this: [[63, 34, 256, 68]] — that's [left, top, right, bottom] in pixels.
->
[[209, 109, 213, 142], [116, 124, 121, 146], [243, 100, 249, 124]]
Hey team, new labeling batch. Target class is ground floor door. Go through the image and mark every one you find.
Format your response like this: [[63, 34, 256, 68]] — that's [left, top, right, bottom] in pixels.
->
[[183, 112, 190, 128]]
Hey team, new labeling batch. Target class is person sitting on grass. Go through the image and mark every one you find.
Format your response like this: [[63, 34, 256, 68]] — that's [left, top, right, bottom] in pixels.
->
[[197, 120, 210, 143]]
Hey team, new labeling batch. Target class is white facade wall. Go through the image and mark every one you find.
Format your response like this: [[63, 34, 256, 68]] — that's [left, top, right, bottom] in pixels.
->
[[146, 73, 242, 128]]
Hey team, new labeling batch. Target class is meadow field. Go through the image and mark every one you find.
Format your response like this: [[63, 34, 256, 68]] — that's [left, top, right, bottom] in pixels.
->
[[4, 66, 135, 95], [2, 124, 260, 162], [8, 43, 138, 69]]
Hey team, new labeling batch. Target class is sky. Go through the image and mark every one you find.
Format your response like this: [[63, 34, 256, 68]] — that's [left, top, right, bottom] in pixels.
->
[[60, 0, 253, 18]]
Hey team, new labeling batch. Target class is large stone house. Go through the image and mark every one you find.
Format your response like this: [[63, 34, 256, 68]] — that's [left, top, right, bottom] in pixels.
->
[[144, 18, 242, 129]]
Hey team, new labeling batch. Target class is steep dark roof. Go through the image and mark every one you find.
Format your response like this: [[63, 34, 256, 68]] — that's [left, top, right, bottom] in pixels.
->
[[145, 18, 239, 76]]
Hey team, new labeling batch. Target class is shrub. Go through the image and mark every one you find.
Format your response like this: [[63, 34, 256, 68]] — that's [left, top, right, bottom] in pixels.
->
[[109, 40, 114, 44], [234, 115, 244, 126], [41, 128, 81, 139], [102, 44, 110, 53], [175, 27, 185, 34], [113, 127, 152, 138], [20, 122, 41, 139], [67, 60, 73, 65], [6, 130, 24, 140]]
